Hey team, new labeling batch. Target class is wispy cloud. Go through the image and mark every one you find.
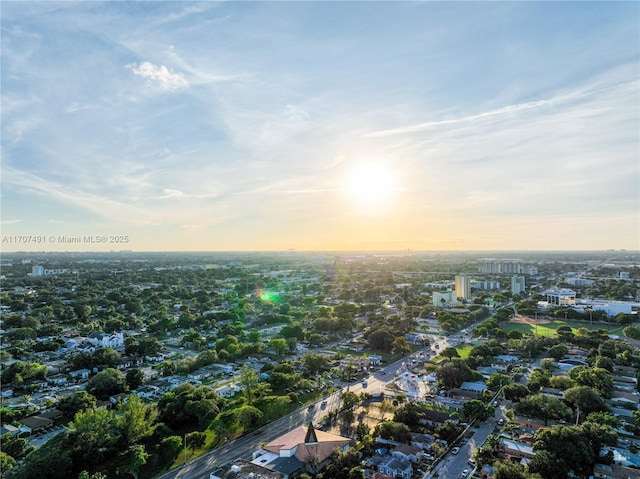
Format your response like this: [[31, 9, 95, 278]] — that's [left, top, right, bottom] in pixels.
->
[[127, 61, 189, 91]]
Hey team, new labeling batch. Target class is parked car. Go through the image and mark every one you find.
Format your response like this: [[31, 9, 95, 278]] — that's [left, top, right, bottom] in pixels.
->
[[451, 447, 460, 455]]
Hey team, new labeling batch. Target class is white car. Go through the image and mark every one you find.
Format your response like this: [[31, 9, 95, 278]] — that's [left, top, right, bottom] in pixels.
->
[[461, 469, 470, 477], [451, 447, 460, 455]]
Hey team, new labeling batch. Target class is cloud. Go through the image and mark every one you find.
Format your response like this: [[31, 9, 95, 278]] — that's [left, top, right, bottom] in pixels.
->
[[127, 61, 189, 91]]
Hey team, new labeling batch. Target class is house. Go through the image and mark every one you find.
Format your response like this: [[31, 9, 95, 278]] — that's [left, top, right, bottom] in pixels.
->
[[498, 439, 536, 460], [479, 464, 495, 479], [377, 455, 412, 479], [18, 415, 54, 435], [417, 408, 457, 428], [391, 444, 422, 463], [88, 332, 124, 348], [188, 368, 213, 381], [47, 374, 69, 386], [69, 369, 91, 380], [109, 393, 129, 405], [0, 424, 20, 436], [252, 424, 350, 478], [216, 384, 241, 398], [133, 385, 159, 399], [449, 381, 488, 399]]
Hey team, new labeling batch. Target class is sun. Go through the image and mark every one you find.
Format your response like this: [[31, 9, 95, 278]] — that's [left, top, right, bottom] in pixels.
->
[[342, 162, 398, 214]]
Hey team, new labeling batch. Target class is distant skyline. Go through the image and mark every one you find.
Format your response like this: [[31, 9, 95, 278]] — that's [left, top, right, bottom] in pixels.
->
[[2, 1, 639, 252]]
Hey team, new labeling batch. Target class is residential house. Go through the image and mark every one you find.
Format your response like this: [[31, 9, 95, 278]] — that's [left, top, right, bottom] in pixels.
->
[[216, 384, 241, 398], [133, 385, 159, 399], [377, 456, 412, 479], [47, 374, 69, 386], [498, 439, 536, 461], [88, 332, 124, 349], [391, 444, 422, 463], [0, 424, 20, 436], [69, 369, 91, 381], [417, 408, 457, 428], [18, 415, 54, 435], [479, 464, 495, 479]]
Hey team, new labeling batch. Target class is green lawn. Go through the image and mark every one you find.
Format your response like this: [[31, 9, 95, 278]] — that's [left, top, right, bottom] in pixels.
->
[[503, 320, 625, 336], [432, 344, 472, 362]]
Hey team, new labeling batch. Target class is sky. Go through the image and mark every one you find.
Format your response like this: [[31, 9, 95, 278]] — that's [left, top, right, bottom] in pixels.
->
[[1, 1, 639, 252]]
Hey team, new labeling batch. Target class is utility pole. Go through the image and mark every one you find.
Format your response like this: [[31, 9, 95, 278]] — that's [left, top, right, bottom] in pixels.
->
[[575, 407, 581, 426], [183, 433, 187, 466]]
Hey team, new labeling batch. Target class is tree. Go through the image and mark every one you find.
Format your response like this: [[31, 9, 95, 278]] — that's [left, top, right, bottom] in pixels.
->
[[85, 368, 126, 400], [487, 373, 510, 389], [532, 425, 596, 477], [563, 386, 606, 416], [117, 395, 158, 445], [185, 431, 206, 454], [341, 391, 360, 411], [57, 391, 97, 417], [1, 433, 34, 461], [286, 336, 298, 353], [435, 420, 464, 444], [391, 336, 411, 356], [573, 367, 614, 398], [515, 394, 572, 426], [373, 421, 411, 443], [441, 346, 460, 361], [235, 405, 264, 428], [0, 451, 16, 475], [270, 338, 287, 356], [125, 368, 145, 390], [503, 383, 529, 402], [239, 364, 259, 405], [156, 436, 183, 467], [393, 403, 424, 430], [436, 359, 476, 389], [116, 444, 148, 479], [462, 400, 492, 422], [379, 400, 394, 421], [528, 449, 570, 479], [78, 472, 108, 479], [494, 460, 541, 479], [585, 411, 619, 428], [548, 344, 568, 360], [92, 347, 121, 368]]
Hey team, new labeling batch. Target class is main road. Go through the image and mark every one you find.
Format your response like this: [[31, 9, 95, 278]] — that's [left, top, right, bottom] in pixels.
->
[[155, 325, 479, 479]]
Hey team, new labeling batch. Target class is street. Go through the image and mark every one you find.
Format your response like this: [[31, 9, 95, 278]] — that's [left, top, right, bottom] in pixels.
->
[[155, 325, 484, 479]]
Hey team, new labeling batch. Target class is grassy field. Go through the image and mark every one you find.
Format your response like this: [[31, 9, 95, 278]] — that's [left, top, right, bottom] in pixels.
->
[[432, 344, 473, 362], [503, 320, 625, 336]]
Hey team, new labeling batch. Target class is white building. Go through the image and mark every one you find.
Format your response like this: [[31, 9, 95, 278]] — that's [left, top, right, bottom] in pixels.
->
[[432, 290, 458, 308], [546, 288, 576, 306], [511, 276, 526, 295], [575, 299, 640, 317], [455, 275, 472, 300], [87, 332, 124, 348]]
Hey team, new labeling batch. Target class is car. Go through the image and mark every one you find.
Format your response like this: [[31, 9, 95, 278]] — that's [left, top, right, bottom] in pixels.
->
[[493, 401, 498, 407], [362, 381, 368, 388], [321, 401, 327, 409], [380, 370, 386, 375], [308, 404, 315, 411], [461, 468, 470, 477], [451, 447, 460, 455], [498, 418, 504, 425]]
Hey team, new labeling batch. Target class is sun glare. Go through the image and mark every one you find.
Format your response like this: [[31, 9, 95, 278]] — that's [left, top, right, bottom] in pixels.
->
[[343, 163, 398, 214]]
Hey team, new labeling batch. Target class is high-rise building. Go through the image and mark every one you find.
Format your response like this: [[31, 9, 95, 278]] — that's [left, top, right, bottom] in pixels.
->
[[455, 275, 472, 300], [511, 276, 526, 295]]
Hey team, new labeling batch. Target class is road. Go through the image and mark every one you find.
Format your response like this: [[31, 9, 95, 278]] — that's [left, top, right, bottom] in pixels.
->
[[425, 403, 507, 479], [155, 325, 483, 479]]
